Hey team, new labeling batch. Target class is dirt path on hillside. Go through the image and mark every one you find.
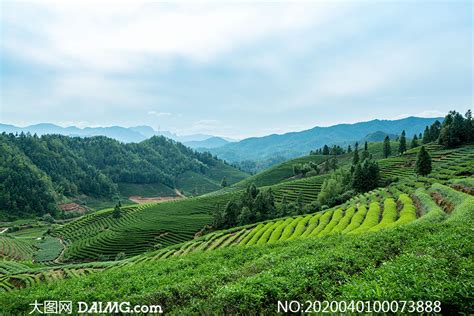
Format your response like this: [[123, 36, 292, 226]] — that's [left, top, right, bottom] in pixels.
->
[[174, 189, 185, 198], [53, 238, 66, 264], [0, 228, 8, 234]]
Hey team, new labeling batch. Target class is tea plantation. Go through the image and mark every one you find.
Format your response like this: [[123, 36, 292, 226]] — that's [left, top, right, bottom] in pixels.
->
[[0, 144, 473, 314]]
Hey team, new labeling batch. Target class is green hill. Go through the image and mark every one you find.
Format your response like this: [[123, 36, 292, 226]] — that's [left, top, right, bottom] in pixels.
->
[[0, 133, 249, 219]]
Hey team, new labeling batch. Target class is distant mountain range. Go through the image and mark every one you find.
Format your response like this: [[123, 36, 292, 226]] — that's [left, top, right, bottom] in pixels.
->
[[0, 123, 233, 146], [184, 137, 231, 149], [207, 116, 443, 162], [1, 116, 442, 162]]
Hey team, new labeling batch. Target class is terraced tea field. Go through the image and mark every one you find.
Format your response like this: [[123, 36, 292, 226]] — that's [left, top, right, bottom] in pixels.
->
[[51, 193, 240, 261], [0, 236, 36, 261], [1, 181, 470, 294], [131, 183, 471, 262]]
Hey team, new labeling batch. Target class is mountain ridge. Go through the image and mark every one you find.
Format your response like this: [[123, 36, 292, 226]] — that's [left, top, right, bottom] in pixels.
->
[[207, 116, 443, 162]]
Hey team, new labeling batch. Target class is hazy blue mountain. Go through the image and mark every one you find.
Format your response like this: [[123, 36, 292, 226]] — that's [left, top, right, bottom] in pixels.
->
[[0, 123, 227, 144], [184, 137, 230, 149], [208, 116, 442, 162]]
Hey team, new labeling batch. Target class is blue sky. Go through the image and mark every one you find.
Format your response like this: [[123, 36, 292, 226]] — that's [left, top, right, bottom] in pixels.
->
[[0, 1, 472, 139]]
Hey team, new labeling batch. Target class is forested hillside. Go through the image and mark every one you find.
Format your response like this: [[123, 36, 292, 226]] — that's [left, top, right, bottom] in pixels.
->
[[0, 133, 248, 219]]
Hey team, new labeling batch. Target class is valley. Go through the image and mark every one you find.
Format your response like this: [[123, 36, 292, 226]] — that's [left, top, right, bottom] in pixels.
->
[[0, 110, 472, 314]]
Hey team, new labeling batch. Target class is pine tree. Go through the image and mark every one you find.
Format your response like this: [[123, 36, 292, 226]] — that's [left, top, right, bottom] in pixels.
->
[[238, 206, 252, 225], [362, 141, 370, 160], [415, 146, 432, 176], [347, 145, 352, 153], [383, 135, 391, 158], [410, 134, 419, 148], [422, 126, 430, 144], [352, 147, 359, 165], [322, 145, 330, 155], [220, 176, 228, 188], [113, 204, 121, 218], [399, 130, 407, 154]]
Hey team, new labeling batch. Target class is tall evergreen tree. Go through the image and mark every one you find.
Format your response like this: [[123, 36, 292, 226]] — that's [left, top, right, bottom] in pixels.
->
[[383, 135, 391, 158], [415, 146, 432, 176], [399, 130, 407, 154], [352, 147, 359, 165], [410, 134, 419, 149], [220, 176, 228, 188], [322, 145, 330, 155], [347, 145, 352, 153], [422, 126, 430, 144]]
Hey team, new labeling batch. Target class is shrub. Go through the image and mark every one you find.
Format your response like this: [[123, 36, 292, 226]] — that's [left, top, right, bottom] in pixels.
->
[[318, 208, 343, 237], [342, 205, 367, 234], [309, 210, 333, 237], [369, 198, 397, 232], [349, 202, 380, 234], [331, 206, 356, 234]]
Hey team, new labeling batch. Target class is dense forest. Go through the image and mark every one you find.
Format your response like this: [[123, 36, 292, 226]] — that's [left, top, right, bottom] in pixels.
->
[[0, 133, 236, 219]]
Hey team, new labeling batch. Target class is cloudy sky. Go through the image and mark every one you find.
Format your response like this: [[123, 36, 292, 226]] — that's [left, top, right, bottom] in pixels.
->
[[0, 1, 472, 139]]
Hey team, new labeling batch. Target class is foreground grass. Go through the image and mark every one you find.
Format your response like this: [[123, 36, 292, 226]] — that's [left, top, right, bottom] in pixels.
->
[[1, 196, 472, 315]]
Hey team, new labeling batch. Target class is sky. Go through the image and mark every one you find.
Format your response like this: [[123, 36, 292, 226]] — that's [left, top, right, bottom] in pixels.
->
[[0, 1, 472, 139]]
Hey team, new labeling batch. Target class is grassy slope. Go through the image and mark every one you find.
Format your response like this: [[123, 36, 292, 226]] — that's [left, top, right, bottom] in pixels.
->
[[1, 187, 472, 314], [176, 161, 249, 196], [231, 154, 330, 189], [226, 140, 399, 192]]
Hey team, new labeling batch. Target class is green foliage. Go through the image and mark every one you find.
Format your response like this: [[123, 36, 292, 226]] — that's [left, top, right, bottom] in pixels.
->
[[399, 130, 407, 154], [438, 110, 473, 148], [214, 184, 276, 228], [4, 192, 471, 315], [331, 206, 356, 233], [383, 136, 391, 158], [391, 194, 417, 226], [369, 198, 397, 231], [0, 133, 248, 218], [300, 213, 322, 237], [415, 146, 432, 176], [341, 204, 368, 234], [318, 208, 343, 237], [352, 159, 380, 193], [34, 237, 63, 262], [221, 177, 228, 188], [308, 210, 333, 237], [317, 169, 352, 206], [349, 202, 380, 234], [112, 204, 122, 218], [268, 219, 293, 243], [410, 134, 419, 148]]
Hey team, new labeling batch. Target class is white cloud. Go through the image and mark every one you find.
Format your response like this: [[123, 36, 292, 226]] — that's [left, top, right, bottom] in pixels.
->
[[1, 2, 345, 71], [148, 111, 172, 117]]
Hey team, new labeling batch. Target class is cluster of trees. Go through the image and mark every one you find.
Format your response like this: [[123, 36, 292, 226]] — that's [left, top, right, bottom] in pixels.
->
[[213, 184, 277, 228], [0, 133, 231, 219], [315, 141, 380, 210], [293, 158, 338, 178], [420, 110, 473, 148], [311, 144, 345, 156], [438, 110, 473, 148]]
